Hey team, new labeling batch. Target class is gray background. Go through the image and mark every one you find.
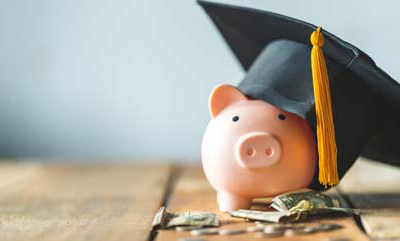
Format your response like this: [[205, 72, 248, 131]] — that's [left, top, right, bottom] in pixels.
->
[[0, 0, 399, 162]]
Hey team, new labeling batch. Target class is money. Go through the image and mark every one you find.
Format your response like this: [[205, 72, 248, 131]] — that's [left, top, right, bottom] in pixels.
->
[[229, 209, 307, 223], [246, 226, 264, 232], [178, 238, 207, 241], [152, 206, 168, 229], [255, 221, 268, 225], [262, 227, 285, 237], [284, 229, 306, 236], [228, 191, 356, 225], [152, 206, 219, 229], [283, 223, 342, 236], [255, 222, 305, 230], [191, 228, 219, 236], [271, 190, 339, 211], [323, 238, 350, 241], [256, 232, 284, 238], [271, 191, 360, 215], [264, 225, 286, 232], [317, 223, 343, 231], [263, 231, 284, 238], [290, 200, 361, 215], [303, 227, 317, 233], [255, 221, 269, 228], [167, 212, 218, 228], [176, 226, 204, 231], [285, 223, 306, 229], [218, 229, 245, 235]]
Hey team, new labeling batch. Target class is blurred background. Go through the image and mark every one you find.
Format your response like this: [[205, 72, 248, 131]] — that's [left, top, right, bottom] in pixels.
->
[[0, 0, 399, 163]]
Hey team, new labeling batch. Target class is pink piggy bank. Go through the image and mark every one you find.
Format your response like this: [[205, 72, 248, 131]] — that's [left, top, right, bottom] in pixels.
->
[[202, 84, 317, 212]]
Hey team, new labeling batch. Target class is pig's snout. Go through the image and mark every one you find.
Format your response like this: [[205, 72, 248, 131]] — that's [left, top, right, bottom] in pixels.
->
[[235, 132, 281, 169]]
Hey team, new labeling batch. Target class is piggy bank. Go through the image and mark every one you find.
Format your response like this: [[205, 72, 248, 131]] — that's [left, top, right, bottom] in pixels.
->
[[199, 1, 400, 212], [202, 84, 317, 211]]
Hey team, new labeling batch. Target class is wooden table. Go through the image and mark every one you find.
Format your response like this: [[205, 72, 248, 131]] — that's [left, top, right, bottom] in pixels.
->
[[0, 158, 398, 241]]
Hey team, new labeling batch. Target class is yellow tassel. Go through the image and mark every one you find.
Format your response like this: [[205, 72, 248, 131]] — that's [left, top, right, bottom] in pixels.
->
[[310, 27, 339, 187]]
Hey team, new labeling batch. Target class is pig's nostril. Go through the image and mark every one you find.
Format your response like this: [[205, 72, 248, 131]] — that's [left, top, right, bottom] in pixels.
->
[[265, 148, 274, 156], [246, 148, 255, 157]]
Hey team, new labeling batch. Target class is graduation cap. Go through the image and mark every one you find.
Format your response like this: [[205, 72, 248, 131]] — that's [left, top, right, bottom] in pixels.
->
[[199, 0, 400, 189]]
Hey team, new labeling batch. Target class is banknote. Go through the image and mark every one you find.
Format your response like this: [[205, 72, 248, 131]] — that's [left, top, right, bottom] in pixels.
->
[[230, 190, 360, 224], [152, 206, 219, 229], [288, 199, 360, 215], [271, 190, 339, 211], [152, 206, 168, 229], [229, 209, 307, 223], [271, 190, 360, 215]]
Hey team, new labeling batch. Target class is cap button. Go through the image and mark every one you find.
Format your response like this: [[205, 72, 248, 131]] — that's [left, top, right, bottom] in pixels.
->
[[311, 27, 324, 47]]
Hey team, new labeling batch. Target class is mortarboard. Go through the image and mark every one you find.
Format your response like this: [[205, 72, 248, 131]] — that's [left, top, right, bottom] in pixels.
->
[[198, 0, 400, 190]]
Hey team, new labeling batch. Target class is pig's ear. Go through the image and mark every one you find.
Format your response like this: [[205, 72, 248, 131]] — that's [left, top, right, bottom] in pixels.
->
[[209, 84, 247, 118]]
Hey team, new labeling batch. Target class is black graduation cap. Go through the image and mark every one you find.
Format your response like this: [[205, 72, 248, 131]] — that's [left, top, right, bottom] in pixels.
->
[[198, 0, 400, 190]]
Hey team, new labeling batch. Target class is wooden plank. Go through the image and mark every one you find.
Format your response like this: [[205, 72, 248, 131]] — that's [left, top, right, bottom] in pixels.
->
[[338, 158, 400, 240], [0, 162, 171, 241], [156, 166, 370, 241]]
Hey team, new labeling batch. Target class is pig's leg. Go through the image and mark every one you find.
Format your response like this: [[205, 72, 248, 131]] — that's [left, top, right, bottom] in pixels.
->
[[217, 191, 252, 212]]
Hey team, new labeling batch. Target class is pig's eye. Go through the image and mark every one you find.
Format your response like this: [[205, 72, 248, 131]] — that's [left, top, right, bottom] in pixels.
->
[[232, 116, 239, 122], [278, 114, 286, 120]]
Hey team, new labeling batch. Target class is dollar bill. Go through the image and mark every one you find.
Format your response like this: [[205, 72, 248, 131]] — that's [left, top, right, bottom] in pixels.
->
[[271, 190, 339, 211], [229, 206, 358, 224], [152, 206, 168, 229], [176, 225, 204, 231], [230, 190, 360, 224], [271, 190, 360, 215], [191, 228, 219, 236], [152, 206, 219, 229], [229, 209, 307, 223]]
